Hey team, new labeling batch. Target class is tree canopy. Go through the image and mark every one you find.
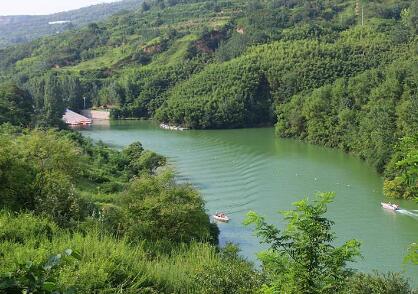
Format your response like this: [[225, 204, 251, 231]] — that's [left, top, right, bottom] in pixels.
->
[[245, 192, 361, 293]]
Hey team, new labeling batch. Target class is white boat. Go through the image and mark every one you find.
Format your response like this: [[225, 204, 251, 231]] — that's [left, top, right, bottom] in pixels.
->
[[213, 212, 230, 222], [381, 202, 400, 211]]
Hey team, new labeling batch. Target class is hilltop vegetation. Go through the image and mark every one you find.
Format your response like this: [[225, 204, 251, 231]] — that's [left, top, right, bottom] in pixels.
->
[[0, 0, 144, 48]]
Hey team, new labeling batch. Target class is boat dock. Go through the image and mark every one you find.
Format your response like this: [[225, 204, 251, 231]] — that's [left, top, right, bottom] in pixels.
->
[[160, 123, 189, 131]]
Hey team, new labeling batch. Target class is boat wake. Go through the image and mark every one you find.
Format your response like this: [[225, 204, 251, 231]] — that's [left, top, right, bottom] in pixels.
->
[[397, 209, 418, 218]]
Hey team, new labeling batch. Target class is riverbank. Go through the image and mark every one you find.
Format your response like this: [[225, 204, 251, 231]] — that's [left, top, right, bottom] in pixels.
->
[[80, 120, 418, 285], [1, 126, 255, 293]]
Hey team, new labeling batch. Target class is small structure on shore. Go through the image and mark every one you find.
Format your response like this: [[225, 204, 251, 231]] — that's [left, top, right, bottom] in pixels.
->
[[62, 109, 92, 126], [81, 109, 110, 121], [160, 123, 188, 131]]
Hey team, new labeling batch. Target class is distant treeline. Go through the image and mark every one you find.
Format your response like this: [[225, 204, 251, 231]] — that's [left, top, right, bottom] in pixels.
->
[[0, 0, 144, 48]]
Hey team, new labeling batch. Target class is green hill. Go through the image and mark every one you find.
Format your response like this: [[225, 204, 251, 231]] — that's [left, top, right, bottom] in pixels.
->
[[0, 0, 417, 198], [0, 1, 417, 291]]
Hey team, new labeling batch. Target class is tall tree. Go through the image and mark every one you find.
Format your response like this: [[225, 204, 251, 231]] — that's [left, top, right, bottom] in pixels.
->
[[62, 75, 82, 111], [245, 192, 361, 294], [0, 83, 33, 126], [39, 73, 65, 127]]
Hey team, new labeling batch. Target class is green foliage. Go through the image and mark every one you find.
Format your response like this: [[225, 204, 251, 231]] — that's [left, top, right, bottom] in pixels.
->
[[35, 73, 66, 127], [343, 272, 414, 294], [111, 58, 206, 118], [0, 126, 241, 291], [0, 0, 417, 289], [405, 242, 418, 265], [0, 126, 415, 292], [0, 83, 33, 126], [119, 171, 216, 245], [194, 243, 260, 293], [0, 211, 57, 244], [276, 56, 418, 198], [123, 141, 144, 159], [1, 0, 416, 136], [160, 25, 401, 128], [130, 150, 166, 173], [0, 1, 144, 48], [0, 249, 80, 294], [0, 125, 217, 246], [0, 128, 85, 225], [0, 211, 255, 293], [156, 59, 273, 128], [383, 135, 418, 199], [34, 171, 84, 227], [0, 131, 35, 212], [126, 147, 166, 175], [245, 192, 361, 294]]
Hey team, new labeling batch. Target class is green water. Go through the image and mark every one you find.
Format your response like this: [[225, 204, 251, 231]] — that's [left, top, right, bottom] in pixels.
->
[[80, 120, 418, 283]]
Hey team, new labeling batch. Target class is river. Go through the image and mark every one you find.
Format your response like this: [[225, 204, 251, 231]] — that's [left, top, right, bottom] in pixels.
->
[[80, 120, 418, 283]]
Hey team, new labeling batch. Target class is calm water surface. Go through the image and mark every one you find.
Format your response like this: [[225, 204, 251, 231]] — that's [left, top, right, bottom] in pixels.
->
[[80, 120, 418, 283]]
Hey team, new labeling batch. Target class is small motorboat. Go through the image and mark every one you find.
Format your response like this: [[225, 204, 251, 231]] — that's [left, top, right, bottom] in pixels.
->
[[381, 202, 400, 211], [213, 212, 230, 222]]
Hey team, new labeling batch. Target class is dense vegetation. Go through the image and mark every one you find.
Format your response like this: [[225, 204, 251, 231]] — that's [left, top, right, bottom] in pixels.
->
[[0, 126, 414, 292], [0, 0, 144, 48], [0, 0, 416, 199], [0, 125, 250, 293], [0, 1, 417, 292], [276, 54, 418, 198]]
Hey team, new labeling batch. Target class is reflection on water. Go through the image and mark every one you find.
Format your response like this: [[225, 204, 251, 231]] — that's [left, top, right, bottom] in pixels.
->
[[80, 120, 418, 284]]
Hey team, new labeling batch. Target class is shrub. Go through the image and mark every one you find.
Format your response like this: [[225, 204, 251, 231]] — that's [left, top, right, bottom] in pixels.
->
[[245, 193, 361, 294], [0, 249, 80, 294], [344, 272, 414, 294], [0, 211, 57, 245], [34, 171, 84, 227], [121, 171, 215, 245], [194, 243, 261, 293]]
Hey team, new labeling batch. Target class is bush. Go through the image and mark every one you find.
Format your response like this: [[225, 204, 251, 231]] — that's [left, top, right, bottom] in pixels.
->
[[344, 272, 414, 294], [245, 193, 361, 294], [0, 83, 34, 127], [120, 171, 215, 245], [34, 171, 84, 227], [0, 129, 86, 226], [128, 150, 166, 175], [0, 211, 57, 245], [0, 249, 80, 294], [0, 134, 36, 211], [194, 243, 261, 293], [384, 135, 418, 199]]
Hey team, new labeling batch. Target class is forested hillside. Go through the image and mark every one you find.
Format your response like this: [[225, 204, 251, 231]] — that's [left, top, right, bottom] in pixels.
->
[[0, 0, 416, 200], [0, 1, 417, 291], [0, 0, 144, 48]]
